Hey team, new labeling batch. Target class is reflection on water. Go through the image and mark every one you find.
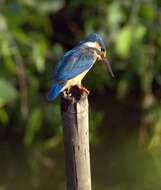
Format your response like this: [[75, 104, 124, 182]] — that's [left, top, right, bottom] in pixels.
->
[[0, 141, 66, 190], [1, 94, 161, 190], [1, 136, 161, 190]]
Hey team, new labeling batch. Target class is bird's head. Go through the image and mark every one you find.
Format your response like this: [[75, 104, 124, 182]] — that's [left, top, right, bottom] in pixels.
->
[[80, 33, 114, 77]]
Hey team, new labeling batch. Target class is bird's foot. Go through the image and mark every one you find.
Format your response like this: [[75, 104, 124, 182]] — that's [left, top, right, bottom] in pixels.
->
[[77, 85, 90, 95]]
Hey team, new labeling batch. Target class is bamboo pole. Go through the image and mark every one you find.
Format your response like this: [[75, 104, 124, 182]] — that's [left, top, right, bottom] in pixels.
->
[[60, 86, 91, 190]]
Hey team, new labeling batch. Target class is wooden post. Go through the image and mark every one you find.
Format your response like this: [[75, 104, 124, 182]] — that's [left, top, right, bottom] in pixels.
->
[[60, 86, 91, 190]]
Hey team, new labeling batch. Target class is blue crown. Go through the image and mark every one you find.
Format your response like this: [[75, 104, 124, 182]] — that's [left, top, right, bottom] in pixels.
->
[[80, 33, 105, 49]]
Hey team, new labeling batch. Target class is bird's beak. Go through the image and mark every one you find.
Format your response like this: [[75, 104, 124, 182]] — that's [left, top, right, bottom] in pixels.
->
[[101, 54, 114, 77]]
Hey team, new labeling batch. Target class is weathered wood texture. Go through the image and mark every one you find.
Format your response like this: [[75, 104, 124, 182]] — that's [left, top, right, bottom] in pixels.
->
[[60, 87, 91, 190]]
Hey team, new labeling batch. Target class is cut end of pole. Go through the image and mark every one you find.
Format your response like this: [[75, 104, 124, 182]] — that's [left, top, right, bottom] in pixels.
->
[[60, 86, 89, 112]]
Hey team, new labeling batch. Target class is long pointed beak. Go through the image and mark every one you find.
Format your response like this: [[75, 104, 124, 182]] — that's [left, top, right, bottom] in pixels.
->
[[101, 54, 114, 77]]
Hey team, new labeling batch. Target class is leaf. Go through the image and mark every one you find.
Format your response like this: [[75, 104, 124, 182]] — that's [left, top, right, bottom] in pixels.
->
[[140, 4, 154, 21], [32, 40, 47, 72], [117, 79, 129, 98], [0, 79, 18, 107], [134, 24, 146, 41], [43, 136, 61, 150], [3, 55, 16, 74], [13, 29, 29, 45], [107, 2, 125, 26], [38, 0, 64, 14], [2, 3, 28, 27], [0, 39, 11, 56], [115, 26, 132, 58], [24, 108, 42, 146], [0, 107, 8, 124], [149, 109, 161, 149], [0, 14, 7, 32]]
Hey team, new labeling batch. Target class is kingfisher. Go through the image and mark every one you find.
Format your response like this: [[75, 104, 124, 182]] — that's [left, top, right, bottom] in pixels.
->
[[48, 33, 114, 100]]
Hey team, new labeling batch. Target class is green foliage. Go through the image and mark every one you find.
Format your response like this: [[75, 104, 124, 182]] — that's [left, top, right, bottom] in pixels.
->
[[0, 79, 17, 107], [0, 0, 63, 143], [0, 0, 161, 149], [24, 107, 43, 146], [115, 26, 132, 58], [149, 107, 161, 149], [0, 107, 8, 124], [32, 41, 47, 72], [89, 110, 104, 144]]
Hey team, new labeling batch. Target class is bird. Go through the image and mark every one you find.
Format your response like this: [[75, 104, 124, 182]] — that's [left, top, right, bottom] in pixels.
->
[[48, 33, 114, 100]]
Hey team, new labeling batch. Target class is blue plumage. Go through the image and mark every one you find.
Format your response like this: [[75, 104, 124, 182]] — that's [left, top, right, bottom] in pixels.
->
[[48, 81, 66, 100], [80, 33, 106, 50], [50, 47, 94, 81], [48, 33, 114, 100], [48, 46, 94, 100]]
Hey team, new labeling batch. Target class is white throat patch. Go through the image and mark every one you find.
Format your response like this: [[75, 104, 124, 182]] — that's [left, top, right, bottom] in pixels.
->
[[84, 42, 97, 48], [97, 54, 101, 60]]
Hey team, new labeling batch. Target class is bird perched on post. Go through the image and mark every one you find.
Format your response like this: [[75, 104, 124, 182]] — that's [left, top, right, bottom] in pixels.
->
[[48, 33, 114, 100]]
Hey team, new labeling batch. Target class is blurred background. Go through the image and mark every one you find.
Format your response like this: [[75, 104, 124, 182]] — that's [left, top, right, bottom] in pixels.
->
[[0, 0, 161, 189]]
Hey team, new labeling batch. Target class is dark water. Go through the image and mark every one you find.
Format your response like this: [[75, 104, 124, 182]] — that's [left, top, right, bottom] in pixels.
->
[[0, 94, 161, 190]]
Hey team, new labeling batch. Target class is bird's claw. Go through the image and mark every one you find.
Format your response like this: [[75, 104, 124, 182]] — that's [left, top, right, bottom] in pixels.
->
[[77, 85, 90, 95]]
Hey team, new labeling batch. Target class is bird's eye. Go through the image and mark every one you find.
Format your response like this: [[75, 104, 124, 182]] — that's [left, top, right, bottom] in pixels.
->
[[101, 48, 105, 52]]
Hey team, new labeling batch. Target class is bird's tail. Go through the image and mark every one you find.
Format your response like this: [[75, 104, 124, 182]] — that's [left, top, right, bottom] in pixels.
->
[[48, 81, 66, 100]]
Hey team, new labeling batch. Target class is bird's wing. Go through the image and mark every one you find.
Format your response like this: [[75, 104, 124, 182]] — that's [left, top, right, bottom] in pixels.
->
[[49, 48, 77, 80], [50, 47, 95, 83]]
